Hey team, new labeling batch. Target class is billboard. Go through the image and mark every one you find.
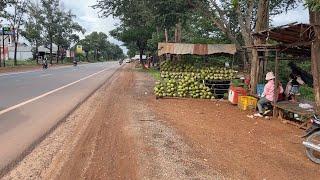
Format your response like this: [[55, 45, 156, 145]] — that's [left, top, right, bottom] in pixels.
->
[[76, 45, 83, 54]]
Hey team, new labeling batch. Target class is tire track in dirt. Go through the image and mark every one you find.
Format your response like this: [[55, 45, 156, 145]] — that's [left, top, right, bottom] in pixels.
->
[[3, 65, 223, 180]]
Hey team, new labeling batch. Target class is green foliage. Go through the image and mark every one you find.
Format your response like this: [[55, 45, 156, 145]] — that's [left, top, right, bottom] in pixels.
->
[[150, 0, 192, 29], [53, 10, 85, 50], [21, 1, 43, 57], [0, 0, 15, 14], [95, 0, 154, 60], [300, 86, 315, 101], [147, 68, 161, 81], [77, 32, 124, 61], [305, 0, 320, 11]]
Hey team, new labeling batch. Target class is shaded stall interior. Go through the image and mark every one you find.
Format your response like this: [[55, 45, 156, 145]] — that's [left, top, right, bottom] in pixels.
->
[[245, 23, 318, 117]]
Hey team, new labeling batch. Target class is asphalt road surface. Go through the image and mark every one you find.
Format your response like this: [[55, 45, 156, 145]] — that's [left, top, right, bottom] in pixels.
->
[[0, 62, 121, 173]]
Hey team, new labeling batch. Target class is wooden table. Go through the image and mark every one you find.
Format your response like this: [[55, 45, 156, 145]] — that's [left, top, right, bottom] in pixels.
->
[[273, 101, 315, 129]]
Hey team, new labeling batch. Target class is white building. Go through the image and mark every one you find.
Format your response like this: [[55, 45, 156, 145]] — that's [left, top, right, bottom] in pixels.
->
[[0, 33, 58, 60]]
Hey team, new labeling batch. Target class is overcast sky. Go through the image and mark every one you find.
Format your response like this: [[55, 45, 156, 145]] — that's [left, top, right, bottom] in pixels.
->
[[59, 0, 309, 54], [60, 0, 127, 52], [5, 0, 310, 54]]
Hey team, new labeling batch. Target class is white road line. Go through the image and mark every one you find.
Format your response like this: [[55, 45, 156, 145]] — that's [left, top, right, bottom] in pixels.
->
[[40, 74, 53, 77], [0, 67, 109, 116]]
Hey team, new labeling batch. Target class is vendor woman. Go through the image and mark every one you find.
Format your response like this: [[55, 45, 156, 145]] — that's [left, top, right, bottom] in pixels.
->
[[254, 72, 284, 117]]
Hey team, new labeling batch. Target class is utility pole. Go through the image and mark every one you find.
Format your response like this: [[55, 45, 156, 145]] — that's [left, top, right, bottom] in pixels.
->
[[3, 27, 5, 67], [0, 26, 2, 67]]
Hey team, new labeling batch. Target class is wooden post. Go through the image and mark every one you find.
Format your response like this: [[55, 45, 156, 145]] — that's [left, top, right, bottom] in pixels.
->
[[250, 46, 259, 94], [273, 50, 279, 118], [311, 39, 320, 111], [164, 29, 168, 43], [310, 10, 320, 112]]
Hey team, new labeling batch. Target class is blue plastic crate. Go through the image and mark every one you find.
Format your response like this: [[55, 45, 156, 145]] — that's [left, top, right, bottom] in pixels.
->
[[256, 84, 265, 97]]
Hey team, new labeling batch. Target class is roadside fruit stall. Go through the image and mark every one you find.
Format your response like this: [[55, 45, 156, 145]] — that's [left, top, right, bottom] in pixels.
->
[[154, 43, 237, 99]]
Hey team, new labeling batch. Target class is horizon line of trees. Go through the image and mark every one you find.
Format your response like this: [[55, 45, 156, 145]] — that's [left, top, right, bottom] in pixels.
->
[[0, 0, 125, 66]]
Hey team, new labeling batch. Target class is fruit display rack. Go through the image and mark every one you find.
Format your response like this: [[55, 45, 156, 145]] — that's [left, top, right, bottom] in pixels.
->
[[204, 80, 231, 98]]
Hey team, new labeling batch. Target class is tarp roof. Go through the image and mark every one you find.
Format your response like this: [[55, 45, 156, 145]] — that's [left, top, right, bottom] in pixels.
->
[[158, 43, 237, 56], [251, 23, 315, 57], [253, 23, 315, 44]]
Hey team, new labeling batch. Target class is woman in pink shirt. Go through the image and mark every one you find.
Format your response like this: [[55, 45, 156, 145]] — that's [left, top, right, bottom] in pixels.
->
[[254, 72, 283, 117]]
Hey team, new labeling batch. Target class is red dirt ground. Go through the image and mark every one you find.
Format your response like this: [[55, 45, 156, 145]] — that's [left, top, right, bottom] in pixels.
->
[[3, 64, 319, 179], [149, 97, 320, 179]]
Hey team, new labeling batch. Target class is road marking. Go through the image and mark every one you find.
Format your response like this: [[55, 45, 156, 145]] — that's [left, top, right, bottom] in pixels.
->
[[0, 67, 109, 116], [40, 74, 53, 77]]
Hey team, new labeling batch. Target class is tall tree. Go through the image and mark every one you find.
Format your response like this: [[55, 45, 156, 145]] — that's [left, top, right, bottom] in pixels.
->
[[94, 0, 154, 64], [54, 9, 84, 63], [77, 32, 124, 61], [192, 0, 300, 93], [150, 0, 192, 42], [1, 0, 28, 66], [40, 0, 60, 64], [21, 1, 43, 63], [307, 0, 320, 109]]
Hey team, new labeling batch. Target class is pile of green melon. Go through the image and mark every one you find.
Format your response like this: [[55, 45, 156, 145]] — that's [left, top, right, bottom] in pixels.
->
[[154, 60, 236, 99]]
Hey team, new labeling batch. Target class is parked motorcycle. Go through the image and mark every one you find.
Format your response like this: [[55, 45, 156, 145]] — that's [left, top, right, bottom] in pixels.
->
[[302, 115, 320, 164]]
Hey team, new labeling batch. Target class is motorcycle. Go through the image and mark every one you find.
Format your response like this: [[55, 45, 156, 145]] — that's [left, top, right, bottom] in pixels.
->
[[302, 115, 320, 164], [73, 60, 78, 66], [42, 61, 48, 69]]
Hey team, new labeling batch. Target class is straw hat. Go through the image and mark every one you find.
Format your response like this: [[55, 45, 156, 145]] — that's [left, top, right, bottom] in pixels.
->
[[265, 72, 275, 81]]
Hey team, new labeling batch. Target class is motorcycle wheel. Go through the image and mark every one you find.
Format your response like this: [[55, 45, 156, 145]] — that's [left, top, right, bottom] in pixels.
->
[[305, 131, 320, 164]]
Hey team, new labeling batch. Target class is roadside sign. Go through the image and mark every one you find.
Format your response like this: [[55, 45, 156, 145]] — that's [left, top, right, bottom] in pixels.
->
[[1, 27, 15, 35], [76, 45, 83, 54]]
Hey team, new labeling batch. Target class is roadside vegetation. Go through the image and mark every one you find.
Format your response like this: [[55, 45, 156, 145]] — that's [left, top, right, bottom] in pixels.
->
[[0, 0, 125, 67]]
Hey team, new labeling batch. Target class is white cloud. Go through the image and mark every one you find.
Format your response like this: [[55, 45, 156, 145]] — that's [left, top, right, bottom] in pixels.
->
[[271, 3, 309, 26], [60, 0, 127, 53]]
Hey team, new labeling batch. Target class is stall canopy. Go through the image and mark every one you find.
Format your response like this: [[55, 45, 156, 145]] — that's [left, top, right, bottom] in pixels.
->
[[252, 23, 315, 57], [158, 43, 237, 56]]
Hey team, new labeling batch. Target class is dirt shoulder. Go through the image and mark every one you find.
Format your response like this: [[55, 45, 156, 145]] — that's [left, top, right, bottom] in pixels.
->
[[3, 64, 318, 179], [3, 64, 217, 179]]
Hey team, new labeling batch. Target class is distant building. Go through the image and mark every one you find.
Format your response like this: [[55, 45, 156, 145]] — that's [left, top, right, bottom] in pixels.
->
[[131, 55, 146, 60], [0, 34, 58, 60]]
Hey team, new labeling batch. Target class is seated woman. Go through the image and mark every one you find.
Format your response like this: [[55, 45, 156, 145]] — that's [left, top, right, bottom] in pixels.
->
[[285, 73, 305, 102], [254, 72, 284, 117]]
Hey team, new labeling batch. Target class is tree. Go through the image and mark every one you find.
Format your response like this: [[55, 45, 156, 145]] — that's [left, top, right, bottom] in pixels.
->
[[77, 32, 123, 61], [1, 0, 28, 66], [150, 0, 192, 42], [21, 1, 43, 63], [307, 0, 320, 109], [191, 0, 300, 93], [40, 0, 60, 64], [0, 0, 13, 12], [94, 0, 155, 64], [53, 9, 84, 63]]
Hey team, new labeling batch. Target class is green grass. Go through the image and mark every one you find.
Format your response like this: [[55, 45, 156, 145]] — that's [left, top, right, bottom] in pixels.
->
[[148, 68, 161, 80], [4, 59, 38, 67], [135, 66, 161, 81]]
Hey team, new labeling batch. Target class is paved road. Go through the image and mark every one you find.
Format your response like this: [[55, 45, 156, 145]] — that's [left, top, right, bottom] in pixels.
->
[[0, 62, 121, 173]]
